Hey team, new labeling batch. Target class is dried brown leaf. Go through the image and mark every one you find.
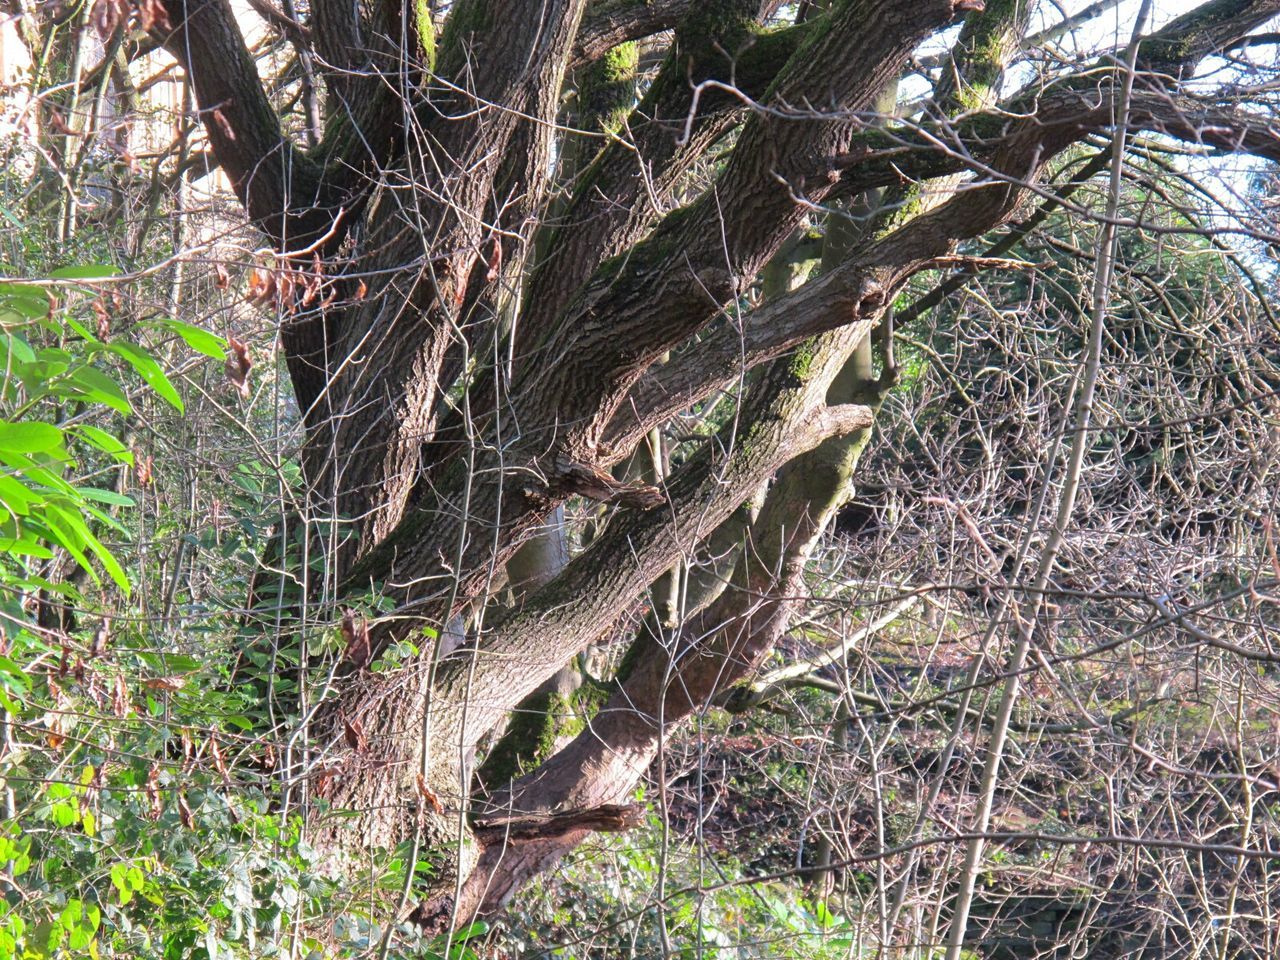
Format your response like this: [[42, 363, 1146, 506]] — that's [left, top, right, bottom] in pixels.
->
[[146, 764, 163, 819], [225, 336, 252, 398], [485, 238, 502, 283], [210, 738, 229, 782], [46, 108, 81, 138], [91, 0, 128, 40], [246, 267, 275, 306], [143, 675, 187, 692], [344, 717, 367, 753], [341, 610, 371, 671], [136, 0, 171, 32], [111, 674, 130, 718], [92, 298, 110, 340], [416, 774, 445, 815], [89, 618, 110, 658], [211, 107, 236, 142]]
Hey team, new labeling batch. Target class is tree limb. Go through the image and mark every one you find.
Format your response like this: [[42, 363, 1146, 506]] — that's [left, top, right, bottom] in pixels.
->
[[514, 0, 975, 469], [606, 90, 1280, 453], [156, 0, 336, 248], [571, 0, 695, 67]]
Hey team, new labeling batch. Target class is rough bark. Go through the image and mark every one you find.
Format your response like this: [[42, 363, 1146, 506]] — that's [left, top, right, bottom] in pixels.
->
[[149, 0, 1280, 925], [316, 331, 876, 864], [453, 77, 904, 920]]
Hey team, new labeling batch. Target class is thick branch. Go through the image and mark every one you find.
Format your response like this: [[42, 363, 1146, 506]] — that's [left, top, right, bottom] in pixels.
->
[[362, 0, 1280, 661], [473, 803, 643, 843], [606, 91, 1280, 452], [459, 328, 888, 919], [916, 0, 1123, 72], [243, 0, 309, 44], [156, 0, 335, 248], [571, 0, 695, 67], [317, 323, 870, 867], [837, 0, 1280, 199], [311, 0, 591, 553], [433, 334, 874, 755], [524, 10, 814, 347], [514, 0, 974, 467], [343, 0, 967, 644], [1140, 0, 1280, 74]]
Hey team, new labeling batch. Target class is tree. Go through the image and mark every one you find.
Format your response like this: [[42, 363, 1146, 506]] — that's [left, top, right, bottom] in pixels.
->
[[21, 0, 1280, 934]]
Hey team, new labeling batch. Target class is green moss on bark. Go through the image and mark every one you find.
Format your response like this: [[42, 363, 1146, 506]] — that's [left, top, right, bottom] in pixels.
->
[[939, 0, 1027, 115], [579, 41, 638, 135], [415, 0, 437, 70], [477, 678, 612, 787]]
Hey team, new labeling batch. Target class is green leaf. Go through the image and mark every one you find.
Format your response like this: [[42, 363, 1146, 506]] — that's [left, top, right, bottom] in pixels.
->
[[107, 342, 183, 413], [59, 899, 82, 928], [68, 366, 131, 415], [42, 506, 87, 553], [111, 864, 134, 905], [72, 425, 134, 464], [63, 314, 100, 343], [0, 536, 53, 559], [156, 318, 226, 360], [50, 264, 119, 280], [80, 502, 126, 535], [37, 347, 73, 365], [0, 687, 17, 716], [48, 502, 130, 594], [450, 922, 488, 942], [0, 474, 40, 514], [0, 333, 36, 367], [51, 800, 78, 828], [0, 658, 32, 692], [21, 359, 70, 391], [92, 542, 130, 593], [0, 282, 50, 321], [41, 507, 100, 589], [0, 454, 76, 494], [0, 422, 63, 454], [76, 487, 134, 508]]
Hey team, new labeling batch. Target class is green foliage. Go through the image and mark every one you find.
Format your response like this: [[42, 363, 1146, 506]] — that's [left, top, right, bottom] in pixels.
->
[[0, 266, 213, 597], [0, 275, 137, 594], [498, 812, 860, 958], [0, 261, 461, 959], [577, 42, 638, 136], [0, 266, 298, 960], [0, 754, 467, 959]]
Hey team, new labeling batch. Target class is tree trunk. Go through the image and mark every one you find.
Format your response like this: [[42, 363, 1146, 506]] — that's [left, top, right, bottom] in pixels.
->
[[144, 0, 1280, 923]]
